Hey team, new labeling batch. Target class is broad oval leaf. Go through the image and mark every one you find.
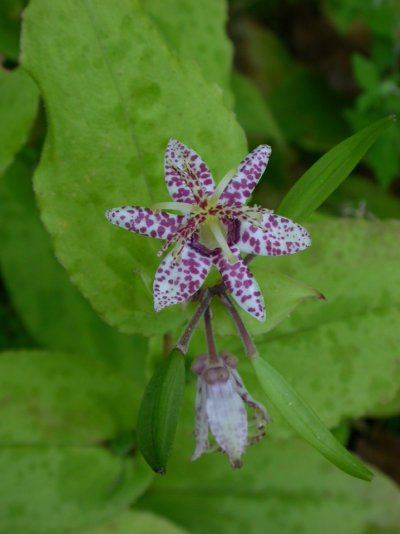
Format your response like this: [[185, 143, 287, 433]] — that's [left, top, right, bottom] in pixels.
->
[[0, 446, 152, 533], [142, 0, 233, 99], [278, 115, 395, 220], [21, 0, 246, 336], [0, 350, 142, 445], [137, 349, 185, 473], [0, 153, 148, 376], [252, 356, 372, 481]]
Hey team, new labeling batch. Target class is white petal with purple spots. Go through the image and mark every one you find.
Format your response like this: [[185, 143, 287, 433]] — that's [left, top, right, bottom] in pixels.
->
[[237, 213, 311, 256], [106, 206, 184, 241], [206, 379, 248, 468], [212, 248, 265, 321], [164, 139, 216, 205], [192, 377, 209, 461], [218, 144, 271, 205], [153, 244, 212, 311]]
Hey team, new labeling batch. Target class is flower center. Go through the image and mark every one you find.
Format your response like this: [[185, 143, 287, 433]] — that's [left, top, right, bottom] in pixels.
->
[[153, 168, 271, 264]]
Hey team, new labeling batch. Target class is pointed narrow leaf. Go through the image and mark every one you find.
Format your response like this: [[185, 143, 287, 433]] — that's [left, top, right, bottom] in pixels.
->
[[137, 349, 185, 474], [252, 356, 372, 481], [278, 115, 395, 220]]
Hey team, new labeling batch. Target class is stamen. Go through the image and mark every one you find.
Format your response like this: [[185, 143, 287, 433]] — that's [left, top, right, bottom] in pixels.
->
[[211, 168, 236, 204], [209, 220, 238, 264], [153, 201, 195, 214]]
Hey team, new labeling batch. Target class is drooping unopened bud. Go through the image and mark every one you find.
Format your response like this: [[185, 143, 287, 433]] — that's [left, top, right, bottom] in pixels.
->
[[137, 349, 185, 474]]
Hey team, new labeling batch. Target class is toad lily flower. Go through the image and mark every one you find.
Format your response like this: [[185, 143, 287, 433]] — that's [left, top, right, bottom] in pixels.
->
[[106, 139, 311, 320], [191, 353, 268, 468]]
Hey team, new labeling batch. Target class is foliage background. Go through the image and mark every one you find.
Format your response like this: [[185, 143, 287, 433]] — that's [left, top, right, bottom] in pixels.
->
[[0, 0, 399, 532]]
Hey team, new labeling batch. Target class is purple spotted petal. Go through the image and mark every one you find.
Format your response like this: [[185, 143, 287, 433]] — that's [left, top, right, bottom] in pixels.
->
[[205, 378, 248, 468], [153, 244, 212, 312], [218, 145, 271, 206], [164, 139, 215, 205], [105, 206, 184, 241], [237, 213, 311, 256], [213, 248, 265, 321]]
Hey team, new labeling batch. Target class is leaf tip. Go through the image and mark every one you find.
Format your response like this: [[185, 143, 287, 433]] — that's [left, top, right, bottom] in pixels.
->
[[357, 465, 374, 482]]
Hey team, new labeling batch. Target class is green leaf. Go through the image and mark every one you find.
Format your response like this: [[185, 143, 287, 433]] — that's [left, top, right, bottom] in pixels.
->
[[368, 388, 400, 418], [0, 288, 35, 351], [137, 391, 400, 534], [237, 219, 400, 434], [252, 356, 372, 480], [0, 67, 38, 176], [366, 128, 400, 187], [263, 219, 400, 336], [353, 54, 380, 91], [231, 71, 285, 147], [21, 0, 246, 336], [278, 116, 395, 220], [142, 0, 233, 100], [0, 0, 26, 60], [137, 349, 185, 474], [0, 152, 148, 376], [236, 21, 295, 95], [80, 510, 188, 534], [212, 268, 323, 337], [0, 445, 152, 533], [0, 350, 142, 445]]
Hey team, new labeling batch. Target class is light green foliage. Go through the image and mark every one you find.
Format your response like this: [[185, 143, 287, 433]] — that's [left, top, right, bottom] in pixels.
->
[[0, 153, 147, 375], [21, 0, 246, 336], [0, 67, 38, 176], [278, 116, 394, 220], [265, 219, 400, 334], [212, 269, 322, 337], [137, 391, 400, 533], [236, 219, 400, 434], [0, 446, 152, 533], [0, 349, 153, 532], [81, 511, 188, 534], [141, 0, 233, 100], [252, 356, 372, 480], [0, 350, 142, 444]]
